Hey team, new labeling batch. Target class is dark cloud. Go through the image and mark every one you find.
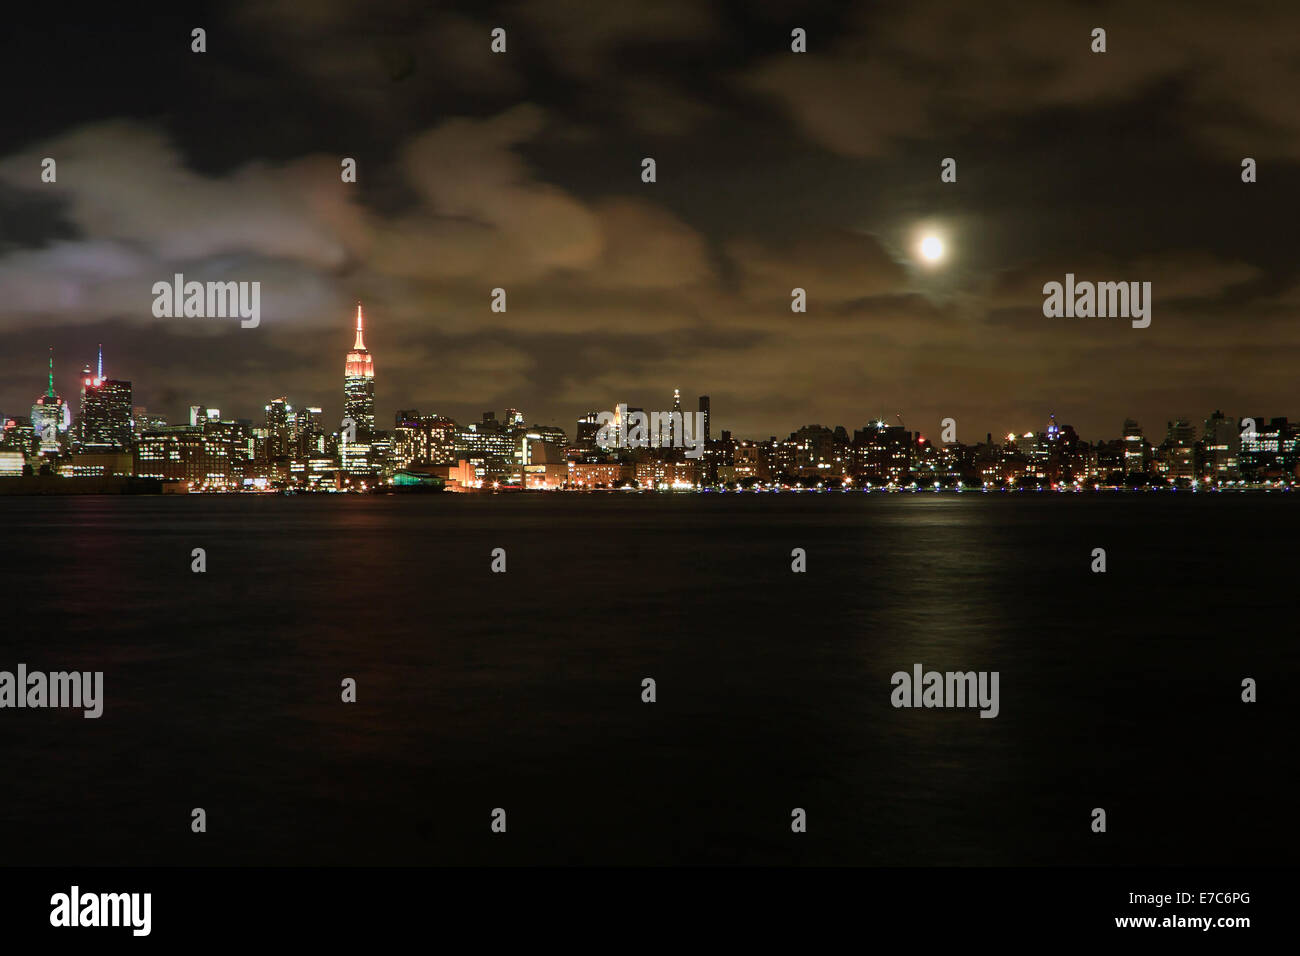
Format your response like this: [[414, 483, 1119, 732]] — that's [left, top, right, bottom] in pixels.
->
[[740, 0, 1300, 161]]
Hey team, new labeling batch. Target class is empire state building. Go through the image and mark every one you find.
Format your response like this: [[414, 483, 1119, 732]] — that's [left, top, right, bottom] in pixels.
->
[[343, 303, 375, 438]]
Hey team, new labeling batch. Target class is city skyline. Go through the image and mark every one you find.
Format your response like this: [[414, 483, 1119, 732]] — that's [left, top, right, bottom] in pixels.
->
[[3, 301, 1296, 493], [4, 303, 1298, 450]]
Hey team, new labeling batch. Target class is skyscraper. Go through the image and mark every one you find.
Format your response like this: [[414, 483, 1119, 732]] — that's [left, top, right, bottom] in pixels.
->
[[78, 346, 133, 452], [1122, 419, 1145, 475], [295, 406, 324, 458], [344, 303, 376, 438], [30, 348, 70, 455], [575, 412, 602, 453], [698, 395, 710, 442], [265, 397, 292, 459], [1162, 419, 1197, 482], [1202, 410, 1239, 482]]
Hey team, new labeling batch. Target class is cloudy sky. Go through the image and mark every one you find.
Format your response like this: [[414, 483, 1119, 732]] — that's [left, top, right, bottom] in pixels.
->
[[1, 0, 1297, 441]]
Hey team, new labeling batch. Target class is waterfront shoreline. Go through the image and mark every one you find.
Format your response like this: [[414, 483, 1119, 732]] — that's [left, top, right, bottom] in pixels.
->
[[1, 478, 1294, 497]]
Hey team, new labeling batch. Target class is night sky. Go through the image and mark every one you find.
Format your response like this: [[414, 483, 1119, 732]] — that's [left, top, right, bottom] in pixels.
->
[[0, 0, 1296, 441]]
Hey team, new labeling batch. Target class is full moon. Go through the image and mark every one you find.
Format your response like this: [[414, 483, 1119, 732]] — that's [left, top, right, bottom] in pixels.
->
[[920, 235, 944, 262]]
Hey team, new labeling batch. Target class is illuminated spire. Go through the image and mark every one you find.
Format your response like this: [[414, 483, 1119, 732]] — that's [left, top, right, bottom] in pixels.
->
[[46, 348, 55, 399], [354, 302, 366, 351], [97, 343, 103, 380]]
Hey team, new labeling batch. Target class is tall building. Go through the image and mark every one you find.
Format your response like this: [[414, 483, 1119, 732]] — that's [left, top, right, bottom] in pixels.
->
[[265, 397, 292, 459], [131, 406, 164, 442], [1238, 416, 1290, 480], [1122, 419, 1145, 475], [1162, 419, 1197, 482], [698, 395, 710, 442], [852, 422, 912, 484], [1202, 410, 1239, 482], [529, 424, 567, 448], [1043, 417, 1084, 483], [780, 424, 840, 478], [295, 406, 324, 458], [77, 347, 133, 452], [393, 410, 458, 466], [344, 302, 375, 438], [136, 423, 235, 487], [457, 412, 516, 477], [30, 348, 70, 456], [574, 412, 603, 453]]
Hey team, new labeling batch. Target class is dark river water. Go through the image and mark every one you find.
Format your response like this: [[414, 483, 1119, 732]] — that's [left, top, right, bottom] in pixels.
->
[[0, 492, 1293, 865]]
